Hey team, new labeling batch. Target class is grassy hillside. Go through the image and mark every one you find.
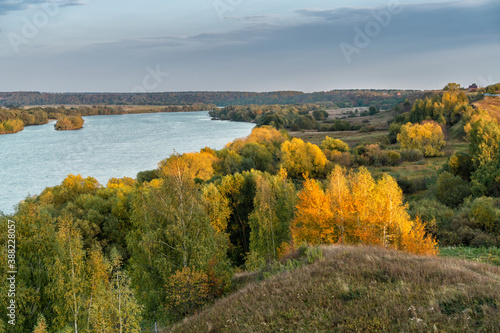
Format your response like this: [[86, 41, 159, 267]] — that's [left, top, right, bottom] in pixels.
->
[[166, 246, 500, 332], [473, 96, 500, 122]]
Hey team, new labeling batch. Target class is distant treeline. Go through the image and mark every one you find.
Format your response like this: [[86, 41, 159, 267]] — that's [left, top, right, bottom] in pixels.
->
[[209, 104, 363, 132], [0, 90, 419, 108]]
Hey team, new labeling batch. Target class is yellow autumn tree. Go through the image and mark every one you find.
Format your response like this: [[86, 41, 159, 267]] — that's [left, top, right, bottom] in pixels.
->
[[160, 150, 218, 181], [397, 121, 446, 157], [372, 174, 412, 247], [281, 138, 328, 178], [202, 183, 231, 233], [326, 165, 352, 243], [292, 166, 438, 255], [227, 126, 287, 151], [291, 175, 335, 245], [349, 167, 377, 244]]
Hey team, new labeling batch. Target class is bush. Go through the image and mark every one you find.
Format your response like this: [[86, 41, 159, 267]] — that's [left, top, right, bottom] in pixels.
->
[[436, 172, 471, 208], [386, 151, 402, 166], [396, 177, 416, 194], [448, 152, 474, 181], [388, 122, 403, 143], [320, 137, 350, 153], [312, 110, 329, 121], [324, 150, 353, 167], [469, 197, 500, 234], [359, 125, 375, 133], [438, 197, 500, 247], [408, 199, 454, 234], [375, 135, 391, 145], [329, 119, 351, 131], [399, 149, 424, 162]]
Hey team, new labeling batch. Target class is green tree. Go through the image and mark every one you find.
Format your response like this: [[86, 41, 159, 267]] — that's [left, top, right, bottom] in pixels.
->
[[443, 83, 461, 91], [48, 215, 87, 332], [128, 158, 230, 324], [468, 118, 500, 168], [471, 161, 500, 197], [436, 172, 471, 208], [249, 170, 296, 262], [448, 152, 474, 181]]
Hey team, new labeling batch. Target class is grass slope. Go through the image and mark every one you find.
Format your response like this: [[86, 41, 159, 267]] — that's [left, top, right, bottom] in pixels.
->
[[166, 246, 500, 332], [474, 96, 500, 122]]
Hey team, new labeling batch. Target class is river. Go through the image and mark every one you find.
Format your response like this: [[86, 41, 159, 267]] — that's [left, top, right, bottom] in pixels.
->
[[0, 111, 255, 214]]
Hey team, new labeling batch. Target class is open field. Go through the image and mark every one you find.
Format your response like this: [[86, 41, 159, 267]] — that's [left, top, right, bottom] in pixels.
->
[[324, 107, 369, 118], [290, 130, 390, 146], [440, 247, 500, 267], [473, 96, 500, 122], [166, 245, 500, 332]]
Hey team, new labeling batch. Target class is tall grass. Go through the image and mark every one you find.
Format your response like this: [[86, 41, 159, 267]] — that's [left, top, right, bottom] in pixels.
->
[[165, 246, 500, 333]]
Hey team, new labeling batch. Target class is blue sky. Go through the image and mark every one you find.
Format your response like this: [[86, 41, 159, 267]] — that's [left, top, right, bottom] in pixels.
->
[[0, 0, 499, 92]]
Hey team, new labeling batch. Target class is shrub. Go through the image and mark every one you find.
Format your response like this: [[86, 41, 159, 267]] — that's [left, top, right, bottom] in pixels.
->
[[359, 125, 375, 133], [448, 152, 474, 181], [324, 150, 353, 167], [386, 151, 402, 166], [436, 172, 471, 208], [320, 136, 350, 153], [165, 268, 211, 319], [469, 197, 500, 234], [388, 122, 403, 143], [408, 199, 454, 235], [375, 135, 391, 145], [399, 149, 424, 162], [312, 110, 329, 121], [363, 144, 387, 166], [439, 197, 500, 247]]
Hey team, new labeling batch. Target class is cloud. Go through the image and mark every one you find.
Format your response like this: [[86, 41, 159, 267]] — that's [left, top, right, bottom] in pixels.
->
[[1, 0, 499, 92], [0, 0, 86, 15]]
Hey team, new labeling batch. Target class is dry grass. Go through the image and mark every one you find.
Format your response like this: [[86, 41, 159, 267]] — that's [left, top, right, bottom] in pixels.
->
[[164, 246, 500, 332], [291, 130, 389, 147], [473, 97, 500, 122]]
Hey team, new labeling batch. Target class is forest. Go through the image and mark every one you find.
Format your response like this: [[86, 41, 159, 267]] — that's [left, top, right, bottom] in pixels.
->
[[1, 83, 500, 331], [0, 90, 418, 108]]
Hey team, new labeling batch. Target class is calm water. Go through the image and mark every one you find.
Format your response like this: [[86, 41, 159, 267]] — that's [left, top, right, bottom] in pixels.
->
[[0, 111, 255, 214]]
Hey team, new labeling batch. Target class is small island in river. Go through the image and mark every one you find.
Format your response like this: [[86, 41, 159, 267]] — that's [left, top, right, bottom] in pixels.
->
[[55, 116, 85, 130]]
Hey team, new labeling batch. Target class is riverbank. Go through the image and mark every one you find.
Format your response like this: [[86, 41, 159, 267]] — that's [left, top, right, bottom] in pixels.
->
[[0, 103, 217, 135], [0, 111, 255, 214]]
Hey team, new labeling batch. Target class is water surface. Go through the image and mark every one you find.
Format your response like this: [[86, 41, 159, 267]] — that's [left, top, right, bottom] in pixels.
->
[[0, 111, 254, 214]]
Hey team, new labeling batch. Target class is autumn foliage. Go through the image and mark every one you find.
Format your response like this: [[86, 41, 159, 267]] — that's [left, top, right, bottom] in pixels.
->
[[397, 121, 446, 157], [55, 115, 84, 130], [1, 125, 442, 331], [291, 166, 438, 255]]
